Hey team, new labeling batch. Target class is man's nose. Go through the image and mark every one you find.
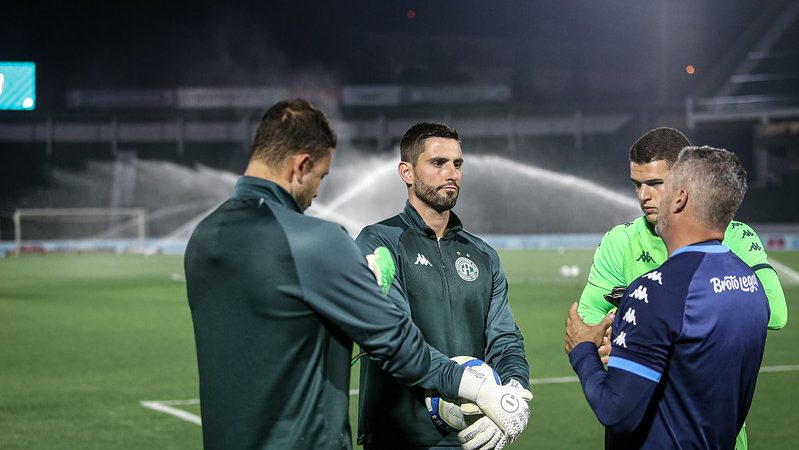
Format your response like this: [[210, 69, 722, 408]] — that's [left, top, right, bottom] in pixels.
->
[[638, 185, 652, 202], [444, 163, 461, 180]]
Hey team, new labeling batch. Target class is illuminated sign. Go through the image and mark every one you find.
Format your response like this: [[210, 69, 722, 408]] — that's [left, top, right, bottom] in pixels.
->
[[0, 62, 36, 110]]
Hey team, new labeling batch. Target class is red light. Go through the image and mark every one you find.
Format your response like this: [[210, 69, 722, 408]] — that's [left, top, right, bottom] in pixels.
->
[[407, 9, 416, 19], [686, 65, 696, 75]]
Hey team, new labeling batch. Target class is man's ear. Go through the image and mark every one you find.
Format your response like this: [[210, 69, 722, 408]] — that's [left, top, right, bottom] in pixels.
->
[[290, 153, 313, 183], [398, 161, 414, 186], [674, 189, 688, 213]]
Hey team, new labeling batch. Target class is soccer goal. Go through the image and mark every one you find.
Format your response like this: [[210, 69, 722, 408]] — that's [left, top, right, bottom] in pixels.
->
[[13, 208, 147, 255]]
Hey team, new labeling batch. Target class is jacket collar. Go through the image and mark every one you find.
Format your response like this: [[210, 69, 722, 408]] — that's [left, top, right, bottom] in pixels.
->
[[401, 200, 463, 239], [642, 215, 658, 237], [232, 176, 303, 214]]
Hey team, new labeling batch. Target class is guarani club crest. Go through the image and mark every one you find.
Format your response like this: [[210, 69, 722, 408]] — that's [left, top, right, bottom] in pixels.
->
[[455, 256, 479, 281]]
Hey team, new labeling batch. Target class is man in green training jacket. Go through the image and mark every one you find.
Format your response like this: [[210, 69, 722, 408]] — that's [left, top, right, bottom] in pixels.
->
[[185, 100, 532, 450], [577, 127, 788, 450], [355, 122, 531, 450]]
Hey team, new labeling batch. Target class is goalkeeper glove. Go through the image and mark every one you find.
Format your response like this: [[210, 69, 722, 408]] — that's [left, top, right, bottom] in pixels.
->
[[458, 379, 529, 450], [458, 416, 506, 450], [603, 286, 626, 307], [458, 369, 532, 443]]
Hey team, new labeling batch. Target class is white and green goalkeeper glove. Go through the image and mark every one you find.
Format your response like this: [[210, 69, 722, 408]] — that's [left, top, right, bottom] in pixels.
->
[[366, 246, 396, 296], [458, 370, 532, 445], [458, 416, 506, 450]]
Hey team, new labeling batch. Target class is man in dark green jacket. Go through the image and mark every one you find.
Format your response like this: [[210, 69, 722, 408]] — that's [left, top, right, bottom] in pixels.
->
[[356, 122, 531, 450], [185, 101, 531, 450]]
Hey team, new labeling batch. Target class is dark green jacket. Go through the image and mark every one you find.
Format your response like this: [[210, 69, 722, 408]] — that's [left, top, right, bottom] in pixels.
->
[[185, 177, 463, 450], [355, 202, 529, 449]]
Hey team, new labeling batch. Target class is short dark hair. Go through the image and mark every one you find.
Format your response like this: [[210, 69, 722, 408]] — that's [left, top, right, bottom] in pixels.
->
[[249, 98, 337, 167], [671, 146, 747, 230], [629, 127, 690, 167], [400, 122, 460, 164]]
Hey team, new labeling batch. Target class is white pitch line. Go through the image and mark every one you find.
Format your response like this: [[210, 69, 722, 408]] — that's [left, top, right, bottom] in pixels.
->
[[143, 363, 799, 426], [346, 363, 799, 395], [530, 376, 579, 385], [770, 257, 799, 285], [156, 398, 200, 405], [140, 400, 202, 425], [759, 364, 799, 373]]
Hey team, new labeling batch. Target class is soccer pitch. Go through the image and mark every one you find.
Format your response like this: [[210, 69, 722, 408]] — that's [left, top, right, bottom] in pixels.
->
[[1, 251, 797, 449]]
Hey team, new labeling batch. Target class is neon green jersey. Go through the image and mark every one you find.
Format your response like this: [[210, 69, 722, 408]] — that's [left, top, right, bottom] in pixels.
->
[[578, 216, 788, 330]]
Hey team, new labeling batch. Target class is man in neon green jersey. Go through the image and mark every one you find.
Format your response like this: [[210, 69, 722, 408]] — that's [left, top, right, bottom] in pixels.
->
[[577, 127, 788, 450]]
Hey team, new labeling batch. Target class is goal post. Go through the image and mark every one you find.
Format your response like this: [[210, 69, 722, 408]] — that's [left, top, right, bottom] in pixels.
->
[[13, 208, 147, 255]]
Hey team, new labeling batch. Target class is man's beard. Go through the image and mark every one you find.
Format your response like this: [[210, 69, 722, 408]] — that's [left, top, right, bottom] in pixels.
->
[[414, 179, 459, 213]]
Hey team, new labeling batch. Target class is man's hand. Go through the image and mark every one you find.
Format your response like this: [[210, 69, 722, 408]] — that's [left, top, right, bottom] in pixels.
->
[[597, 316, 614, 364], [565, 302, 614, 354], [457, 378, 528, 449], [458, 368, 532, 443], [365, 246, 395, 296], [458, 416, 507, 450]]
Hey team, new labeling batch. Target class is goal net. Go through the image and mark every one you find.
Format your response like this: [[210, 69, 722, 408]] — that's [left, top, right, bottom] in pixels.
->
[[13, 208, 147, 255]]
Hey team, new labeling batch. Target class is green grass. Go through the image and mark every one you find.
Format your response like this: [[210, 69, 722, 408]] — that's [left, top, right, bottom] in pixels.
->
[[0, 251, 796, 449]]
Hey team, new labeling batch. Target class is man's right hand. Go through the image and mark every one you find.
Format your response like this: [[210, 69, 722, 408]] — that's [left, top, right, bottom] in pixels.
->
[[458, 416, 507, 450], [457, 367, 532, 443]]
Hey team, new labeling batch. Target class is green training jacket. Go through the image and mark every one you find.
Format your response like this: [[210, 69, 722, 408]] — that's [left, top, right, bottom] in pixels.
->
[[185, 177, 463, 450], [355, 201, 529, 449]]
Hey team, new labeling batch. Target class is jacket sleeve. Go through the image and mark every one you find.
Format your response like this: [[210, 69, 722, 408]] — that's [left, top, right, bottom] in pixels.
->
[[578, 230, 626, 325], [755, 267, 788, 329], [569, 342, 658, 433], [294, 221, 463, 397], [725, 222, 788, 330], [355, 224, 465, 397], [483, 246, 530, 389]]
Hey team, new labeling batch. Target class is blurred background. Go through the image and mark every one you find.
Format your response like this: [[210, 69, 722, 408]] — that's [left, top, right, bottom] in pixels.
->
[[1, 0, 798, 250], [1, 3, 798, 449]]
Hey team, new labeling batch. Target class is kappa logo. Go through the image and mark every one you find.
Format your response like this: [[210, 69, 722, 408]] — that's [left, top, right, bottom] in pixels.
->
[[642, 271, 663, 285], [636, 251, 655, 263], [613, 331, 628, 348], [414, 253, 433, 267], [731, 221, 743, 228], [629, 285, 649, 303], [742, 230, 754, 239], [749, 242, 762, 252], [622, 308, 637, 325], [455, 257, 479, 281]]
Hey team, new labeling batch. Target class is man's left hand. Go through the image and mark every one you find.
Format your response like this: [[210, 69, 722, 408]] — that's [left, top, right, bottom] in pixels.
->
[[565, 302, 613, 354]]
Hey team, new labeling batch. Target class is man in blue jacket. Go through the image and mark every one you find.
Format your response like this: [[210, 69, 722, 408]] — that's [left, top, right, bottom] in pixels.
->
[[565, 146, 769, 449]]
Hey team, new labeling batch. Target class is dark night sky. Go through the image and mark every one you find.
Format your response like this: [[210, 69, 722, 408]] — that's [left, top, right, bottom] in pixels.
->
[[1, 0, 770, 108]]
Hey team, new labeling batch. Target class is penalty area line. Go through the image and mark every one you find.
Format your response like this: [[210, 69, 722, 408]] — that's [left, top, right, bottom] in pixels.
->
[[347, 363, 799, 393], [769, 257, 799, 285], [525, 364, 799, 386], [140, 400, 201, 426], [142, 364, 799, 425]]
